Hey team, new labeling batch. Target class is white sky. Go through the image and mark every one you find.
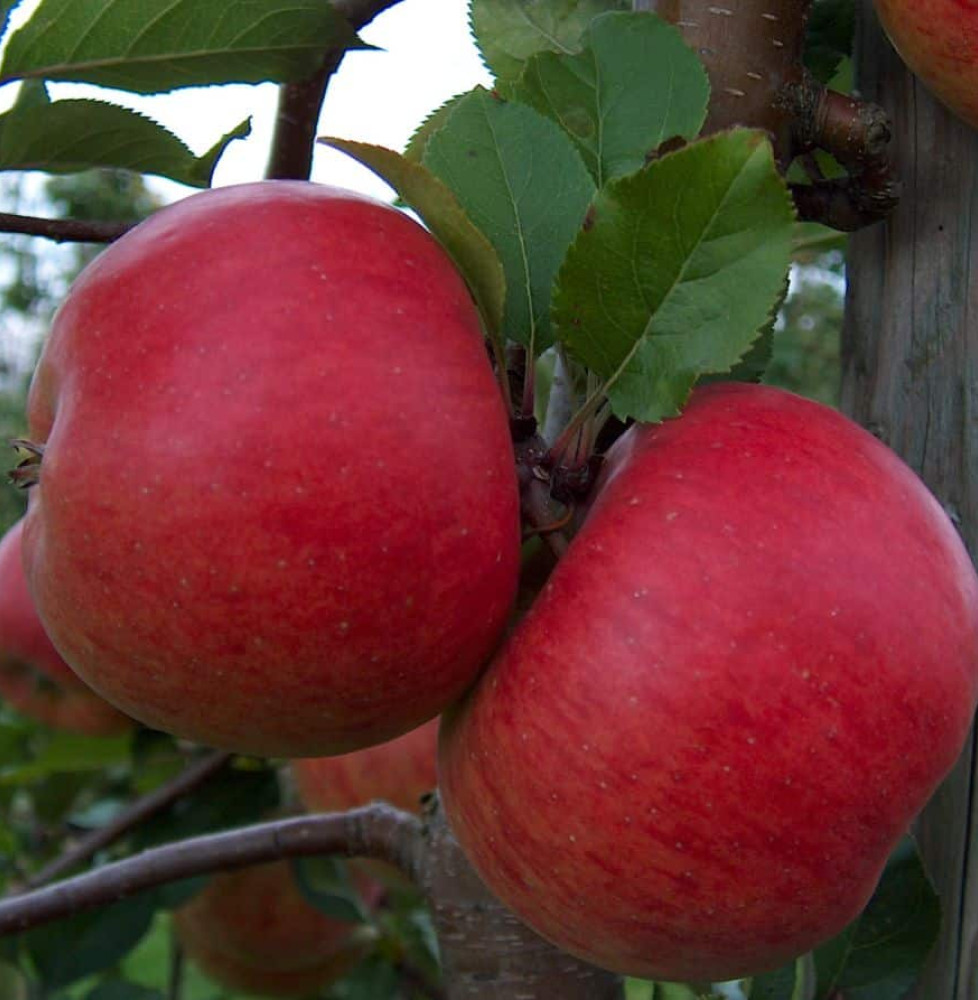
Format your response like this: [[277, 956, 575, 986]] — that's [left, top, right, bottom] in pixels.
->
[[2, 0, 492, 202]]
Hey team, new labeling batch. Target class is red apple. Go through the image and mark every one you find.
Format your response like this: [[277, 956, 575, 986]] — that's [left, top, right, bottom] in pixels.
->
[[20, 181, 520, 757], [0, 518, 131, 736], [439, 382, 978, 981], [173, 860, 380, 998], [292, 717, 438, 817], [873, 0, 978, 128]]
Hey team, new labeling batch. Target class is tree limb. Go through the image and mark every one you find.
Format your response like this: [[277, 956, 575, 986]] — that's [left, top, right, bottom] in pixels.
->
[[0, 213, 134, 244], [265, 0, 408, 180], [0, 806, 423, 936], [22, 750, 233, 891], [787, 80, 901, 231]]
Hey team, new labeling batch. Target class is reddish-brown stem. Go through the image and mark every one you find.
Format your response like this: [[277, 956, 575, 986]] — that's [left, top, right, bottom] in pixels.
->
[[265, 0, 407, 180], [515, 437, 571, 558], [0, 806, 423, 936], [0, 212, 134, 244], [638, 0, 898, 230], [788, 84, 900, 230], [21, 750, 233, 891]]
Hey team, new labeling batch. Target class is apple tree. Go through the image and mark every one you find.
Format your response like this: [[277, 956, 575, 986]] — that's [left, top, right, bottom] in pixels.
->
[[0, 1, 975, 999]]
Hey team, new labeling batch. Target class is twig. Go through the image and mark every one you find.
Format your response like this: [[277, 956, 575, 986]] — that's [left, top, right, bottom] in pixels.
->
[[787, 80, 901, 231], [167, 934, 185, 1000], [0, 212, 134, 244], [23, 750, 233, 890], [265, 0, 408, 180], [0, 806, 423, 936]]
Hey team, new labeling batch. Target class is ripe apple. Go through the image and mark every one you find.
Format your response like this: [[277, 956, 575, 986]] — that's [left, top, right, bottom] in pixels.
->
[[0, 518, 131, 736], [173, 860, 380, 998], [20, 181, 520, 757], [439, 382, 978, 981], [292, 717, 438, 816], [873, 0, 978, 129]]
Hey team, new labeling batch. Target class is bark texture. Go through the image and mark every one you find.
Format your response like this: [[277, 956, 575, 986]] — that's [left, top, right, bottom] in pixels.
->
[[636, 0, 810, 163], [843, 3, 978, 998], [419, 800, 624, 1000]]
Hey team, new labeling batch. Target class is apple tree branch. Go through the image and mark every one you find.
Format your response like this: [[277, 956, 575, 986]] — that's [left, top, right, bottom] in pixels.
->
[[0, 806, 423, 936]]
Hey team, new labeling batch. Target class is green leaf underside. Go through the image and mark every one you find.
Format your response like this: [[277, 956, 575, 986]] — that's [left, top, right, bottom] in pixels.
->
[[513, 11, 709, 186], [813, 837, 940, 999], [291, 856, 367, 924], [423, 88, 594, 353], [0, 730, 131, 785], [323, 137, 507, 344], [0, 97, 248, 186], [0, 0, 365, 94], [25, 893, 156, 989], [470, 0, 628, 84], [553, 129, 795, 422], [749, 956, 809, 999]]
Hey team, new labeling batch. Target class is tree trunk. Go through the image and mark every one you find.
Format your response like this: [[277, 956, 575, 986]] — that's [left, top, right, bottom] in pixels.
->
[[635, 0, 811, 163], [420, 800, 624, 1000], [843, 4, 978, 998]]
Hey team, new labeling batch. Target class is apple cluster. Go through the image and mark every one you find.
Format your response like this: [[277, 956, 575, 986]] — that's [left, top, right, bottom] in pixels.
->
[[4, 180, 978, 984]]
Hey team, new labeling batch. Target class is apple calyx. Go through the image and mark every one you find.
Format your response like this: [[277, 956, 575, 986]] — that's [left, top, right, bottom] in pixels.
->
[[8, 439, 44, 490]]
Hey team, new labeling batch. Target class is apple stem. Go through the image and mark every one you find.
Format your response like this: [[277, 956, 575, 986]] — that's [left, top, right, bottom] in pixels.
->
[[8, 439, 44, 490], [265, 0, 407, 181]]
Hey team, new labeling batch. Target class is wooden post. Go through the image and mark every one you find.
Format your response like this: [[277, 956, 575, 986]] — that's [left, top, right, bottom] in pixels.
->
[[843, 3, 978, 998]]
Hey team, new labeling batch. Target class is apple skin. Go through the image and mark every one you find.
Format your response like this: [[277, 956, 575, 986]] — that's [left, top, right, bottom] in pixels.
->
[[173, 860, 380, 998], [873, 0, 978, 128], [21, 181, 520, 757], [291, 717, 438, 817], [439, 382, 978, 981], [0, 519, 131, 736]]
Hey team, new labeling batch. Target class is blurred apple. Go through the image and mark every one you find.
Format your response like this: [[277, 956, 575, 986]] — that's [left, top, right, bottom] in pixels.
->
[[0, 518, 131, 736], [173, 860, 381, 998]]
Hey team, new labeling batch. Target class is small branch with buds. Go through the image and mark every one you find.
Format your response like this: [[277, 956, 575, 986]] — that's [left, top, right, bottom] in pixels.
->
[[787, 81, 901, 231]]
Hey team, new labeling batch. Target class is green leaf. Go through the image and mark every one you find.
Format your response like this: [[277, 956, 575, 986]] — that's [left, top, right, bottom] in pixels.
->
[[290, 856, 367, 924], [0, 97, 248, 186], [404, 91, 470, 164], [423, 88, 594, 352], [333, 954, 398, 1000], [805, 0, 854, 84], [512, 12, 709, 186], [132, 763, 280, 849], [749, 956, 810, 999], [0, 730, 131, 785], [791, 221, 847, 261], [323, 138, 507, 345], [24, 893, 156, 989], [552, 129, 795, 421], [704, 271, 789, 386], [813, 837, 940, 1000], [84, 981, 164, 1000], [0, 0, 366, 94], [471, 0, 628, 84]]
